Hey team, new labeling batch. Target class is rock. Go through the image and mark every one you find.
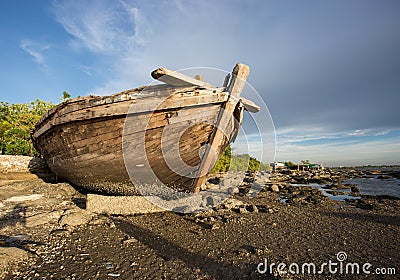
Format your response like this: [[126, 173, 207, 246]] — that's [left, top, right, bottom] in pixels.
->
[[207, 177, 220, 185], [235, 245, 257, 256], [211, 224, 220, 230], [86, 194, 167, 215], [5, 194, 44, 203], [351, 185, 360, 193], [293, 176, 308, 184], [325, 182, 350, 190], [228, 186, 239, 195], [221, 175, 244, 188], [221, 198, 243, 210], [389, 171, 400, 179], [270, 185, 280, 193], [309, 176, 331, 184], [238, 207, 248, 214], [51, 183, 80, 198], [254, 172, 270, 185], [366, 170, 382, 175], [89, 215, 110, 225], [0, 247, 31, 279], [204, 195, 221, 207], [377, 175, 391, 180], [59, 209, 94, 227], [246, 205, 259, 213], [326, 191, 347, 196], [174, 205, 203, 214], [25, 210, 64, 228]]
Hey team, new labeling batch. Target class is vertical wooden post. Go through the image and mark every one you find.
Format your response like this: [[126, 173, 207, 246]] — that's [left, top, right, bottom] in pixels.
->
[[193, 63, 250, 192]]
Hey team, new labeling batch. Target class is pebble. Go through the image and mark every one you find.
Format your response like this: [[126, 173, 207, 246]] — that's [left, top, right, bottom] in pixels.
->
[[106, 263, 113, 269], [122, 238, 138, 245], [271, 185, 280, 192], [211, 224, 220, 230], [247, 205, 258, 213]]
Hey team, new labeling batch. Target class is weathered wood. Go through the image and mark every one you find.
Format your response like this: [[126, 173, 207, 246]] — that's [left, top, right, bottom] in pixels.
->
[[152, 68, 215, 88], [223, 73, 231, 88], [193, 63, 250, 192], [241, 97, 260, 113], [32, 63, 255, 195], [35, 109, 216, 194], [32, 89, 228, 139]]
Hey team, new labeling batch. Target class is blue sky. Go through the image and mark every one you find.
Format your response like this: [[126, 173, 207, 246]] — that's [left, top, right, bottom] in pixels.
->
[[1, 0, 399, 166]]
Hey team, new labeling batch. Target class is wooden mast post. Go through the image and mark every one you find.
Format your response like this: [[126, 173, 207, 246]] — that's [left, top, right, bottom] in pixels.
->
[[193, 63, 250, 192]]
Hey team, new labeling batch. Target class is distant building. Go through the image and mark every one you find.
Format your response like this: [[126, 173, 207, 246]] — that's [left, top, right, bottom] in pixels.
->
[[309, 163, 324, 170], [298, 163, 324, 171], [270, 162, 285, 171]]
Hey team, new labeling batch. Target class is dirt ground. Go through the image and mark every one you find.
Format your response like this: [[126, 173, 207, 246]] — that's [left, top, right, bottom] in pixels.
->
[[0, 172, 399, 280]]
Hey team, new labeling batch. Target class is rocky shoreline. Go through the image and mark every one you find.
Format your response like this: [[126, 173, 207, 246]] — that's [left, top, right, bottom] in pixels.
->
[[0, 159, 399, 279]]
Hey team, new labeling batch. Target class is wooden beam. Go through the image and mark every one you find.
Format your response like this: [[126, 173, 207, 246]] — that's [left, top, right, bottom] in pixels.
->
[[193, 63, 250, 192], [241, 97, 260, 113], [32, 90, 228, 139], [151, 67, 215, 88]]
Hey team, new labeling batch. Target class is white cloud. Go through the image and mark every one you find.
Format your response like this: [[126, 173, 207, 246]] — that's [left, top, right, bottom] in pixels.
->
[[274, 127, 400, 166], [346, 129, 390, 137], [275, 137, 400, 166], [52, 0, 148, 54], [20, 39, 51, 68], [276, 127, 392, 148], [52, 0, 156, 94]]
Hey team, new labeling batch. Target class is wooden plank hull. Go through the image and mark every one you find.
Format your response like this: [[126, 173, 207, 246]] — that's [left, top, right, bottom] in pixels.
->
[[32, 64, 251, 195], [33, 89, 240, 195]]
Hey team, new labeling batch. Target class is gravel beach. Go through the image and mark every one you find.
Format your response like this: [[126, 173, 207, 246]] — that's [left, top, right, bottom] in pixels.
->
[[0, 164, 399, 279]]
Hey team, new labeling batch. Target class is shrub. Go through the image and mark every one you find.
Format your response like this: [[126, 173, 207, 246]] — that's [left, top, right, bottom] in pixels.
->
[[210, 145, 270, 173], [0, 99, 54, 156]]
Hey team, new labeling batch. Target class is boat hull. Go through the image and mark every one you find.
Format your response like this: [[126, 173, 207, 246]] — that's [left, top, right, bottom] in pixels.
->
[[32, 64, 251, 195], [33, 88, 239, 194]]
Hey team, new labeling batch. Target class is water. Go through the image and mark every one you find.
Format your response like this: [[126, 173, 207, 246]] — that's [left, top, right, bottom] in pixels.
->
[[290, 175, 400, 202], [290, 183, 361, 202], [344, 176, 400, 198]]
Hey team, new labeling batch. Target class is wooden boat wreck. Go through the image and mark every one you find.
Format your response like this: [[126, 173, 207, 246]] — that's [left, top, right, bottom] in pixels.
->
[[32, 63, 259, 195]]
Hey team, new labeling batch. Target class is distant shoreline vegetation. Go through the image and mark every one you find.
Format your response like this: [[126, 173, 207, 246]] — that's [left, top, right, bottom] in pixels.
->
[[210, 146, 270, 173]]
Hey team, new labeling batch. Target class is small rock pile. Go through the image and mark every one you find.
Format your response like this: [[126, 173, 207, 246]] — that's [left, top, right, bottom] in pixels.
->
[[0, 155, 51, 175]]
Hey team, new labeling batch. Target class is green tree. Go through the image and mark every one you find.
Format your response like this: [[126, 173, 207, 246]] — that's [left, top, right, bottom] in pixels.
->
[[0, 99, 54, 156], [285, 161, 297, 170], [210, 146, 270, 173], [210, 146, 232, 173], [61, 91, 71, 102]]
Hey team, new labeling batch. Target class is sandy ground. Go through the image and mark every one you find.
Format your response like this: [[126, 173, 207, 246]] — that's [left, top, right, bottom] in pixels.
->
[[0, 171, 399, 280]]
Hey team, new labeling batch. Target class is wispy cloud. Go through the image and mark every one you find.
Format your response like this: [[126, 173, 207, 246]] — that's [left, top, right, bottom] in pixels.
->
[[276, 127, 392, 147], [346, 129, 390, 137], [275, 136, 400, 166], [274, 127, 400, 165], [20, 39, 51, 68], [51, 0, 155, 93], [52, 0, 149, 54]]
